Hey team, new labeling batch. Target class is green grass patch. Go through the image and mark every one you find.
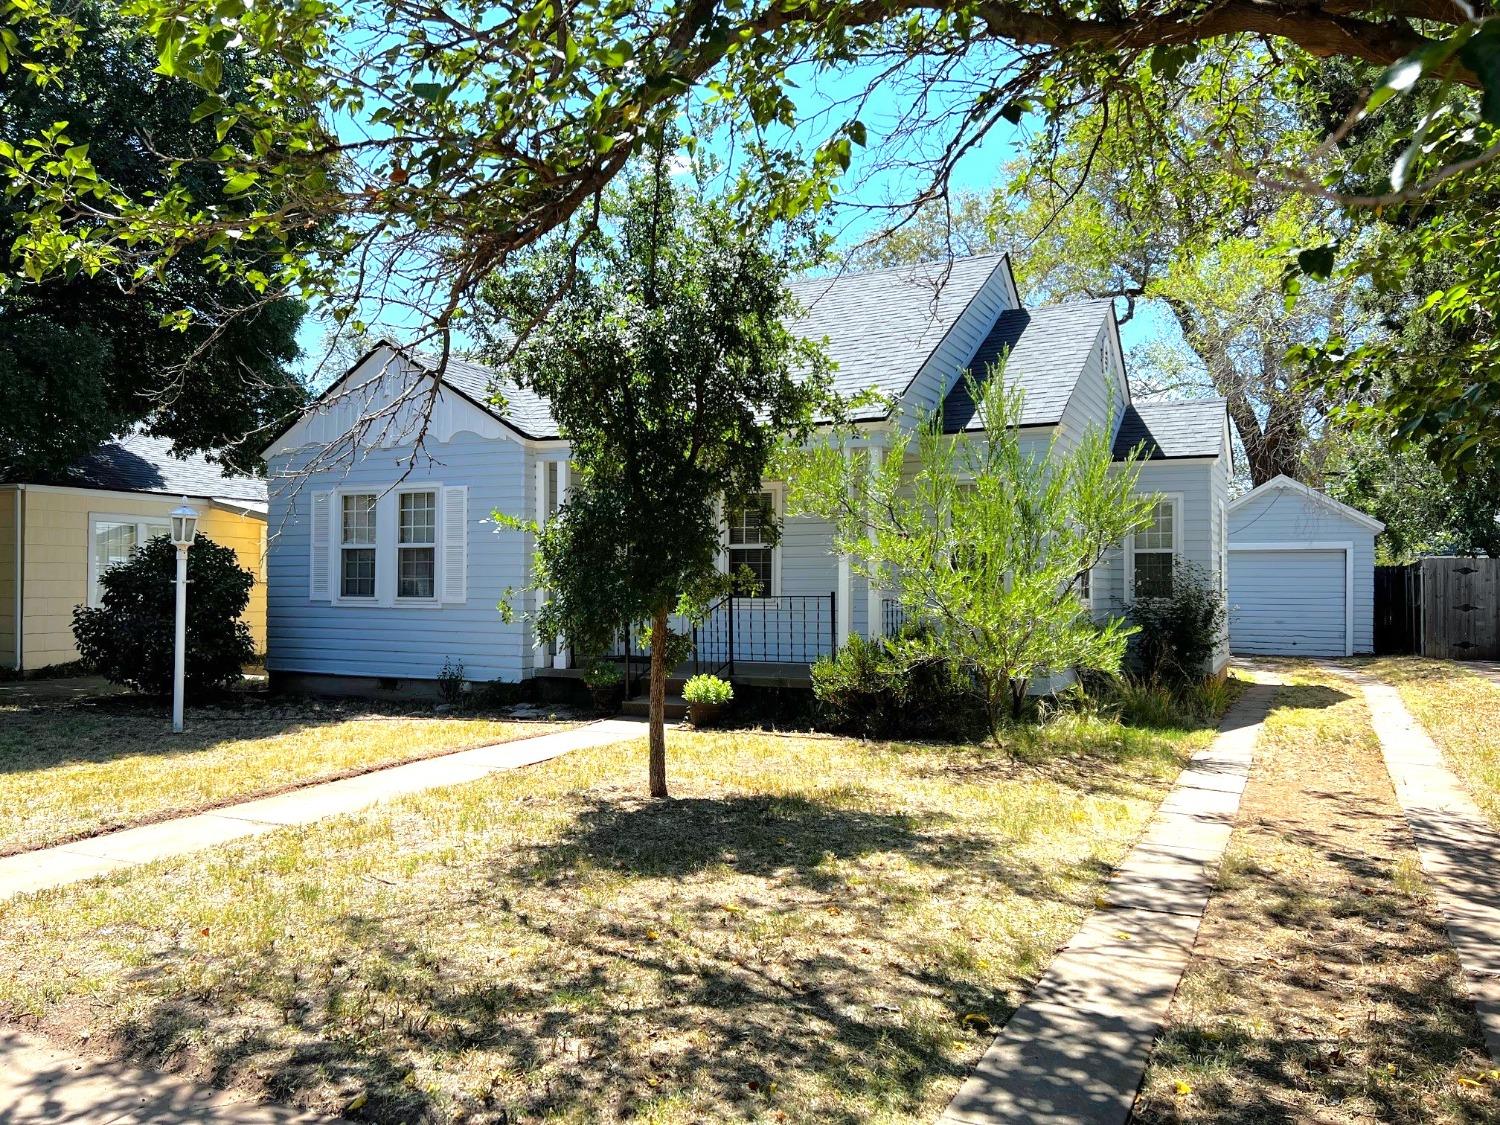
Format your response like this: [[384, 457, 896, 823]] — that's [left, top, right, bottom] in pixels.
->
[[0, 700, 574, 854]]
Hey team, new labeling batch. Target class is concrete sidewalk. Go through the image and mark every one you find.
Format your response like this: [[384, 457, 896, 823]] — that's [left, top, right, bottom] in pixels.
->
[[0, 718, 645, 902], [939, 678, 1279, 1125], [1329, 665, 1500, 1059]]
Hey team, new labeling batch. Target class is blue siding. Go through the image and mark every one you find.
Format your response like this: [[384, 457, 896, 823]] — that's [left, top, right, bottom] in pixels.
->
[[898, 264, 1019, 421], [266, 431, 531, 682], [1228, 487, 1377, 655]]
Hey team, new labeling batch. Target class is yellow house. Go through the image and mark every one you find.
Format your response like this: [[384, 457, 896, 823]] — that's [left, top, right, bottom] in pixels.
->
[[1, 432, 268, 674]]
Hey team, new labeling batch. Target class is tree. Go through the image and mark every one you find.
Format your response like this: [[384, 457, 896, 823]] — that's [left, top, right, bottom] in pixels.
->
[[72, 534, 256, 695], [487, 148, 827, 798], [781, 370, 1155, 737], [0, 5, 310, 476]]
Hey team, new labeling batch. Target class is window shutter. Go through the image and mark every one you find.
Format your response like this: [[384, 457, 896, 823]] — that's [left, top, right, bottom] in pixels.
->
[[441, 485, 468, 604], [309, 490, 333, 600]]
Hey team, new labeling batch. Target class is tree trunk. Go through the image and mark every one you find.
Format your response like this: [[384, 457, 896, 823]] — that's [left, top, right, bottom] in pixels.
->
[[648, 604, 669, 798]]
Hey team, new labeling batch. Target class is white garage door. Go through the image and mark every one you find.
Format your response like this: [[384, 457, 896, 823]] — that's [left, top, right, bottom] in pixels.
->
[[1229, 549, 1348, 657]]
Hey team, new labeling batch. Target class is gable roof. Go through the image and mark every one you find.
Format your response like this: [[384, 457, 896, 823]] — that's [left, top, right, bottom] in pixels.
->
[[1112, 400, 1229, 461], [8, 430, 267, 504], [787, 254, 1011, 414], [1228, 473, 1386, 532], [941, 300, 1116, 432], [415, 352, 559, 440]]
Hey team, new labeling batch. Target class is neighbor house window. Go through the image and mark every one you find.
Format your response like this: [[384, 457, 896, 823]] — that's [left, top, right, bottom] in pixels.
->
[[1077, 567, 1092, 605], [89, 516, 170, 606], [398, 490, 437, 599], [340, 493, 377, 598], [1133, 498, 1178, 597], [728, 491, 776, 596]]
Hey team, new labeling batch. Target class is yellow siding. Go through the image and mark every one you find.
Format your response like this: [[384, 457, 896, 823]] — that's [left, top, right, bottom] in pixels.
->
[[19, 489, 267, 670], [0, 488, 16, 669]]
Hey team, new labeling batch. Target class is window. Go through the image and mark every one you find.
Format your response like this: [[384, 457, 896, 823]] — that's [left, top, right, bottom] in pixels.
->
[[89, 516, 170, 606], [1133, 498, 1178, 597], [398, 490, 437, 599], [340, 493, 377, 598], [728, 491, 776, 595], [1077, 567, 1092, 605]]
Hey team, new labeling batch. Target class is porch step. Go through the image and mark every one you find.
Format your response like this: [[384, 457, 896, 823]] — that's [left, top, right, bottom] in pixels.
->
[[623, 694, 688, 720]]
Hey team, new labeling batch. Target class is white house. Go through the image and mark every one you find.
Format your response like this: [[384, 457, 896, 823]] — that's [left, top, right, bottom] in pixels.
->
[[261, 253, 1234, 694]]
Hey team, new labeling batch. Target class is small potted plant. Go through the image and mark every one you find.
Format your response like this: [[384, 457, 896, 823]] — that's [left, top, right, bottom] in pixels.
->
[[582, 658, 624, 714], [682, 673, 733, 727]]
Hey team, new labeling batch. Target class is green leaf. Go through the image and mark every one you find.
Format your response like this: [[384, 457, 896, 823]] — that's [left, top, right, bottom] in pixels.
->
[[1296, 244, 1337, 280], [1458, 20, 1500, 125]]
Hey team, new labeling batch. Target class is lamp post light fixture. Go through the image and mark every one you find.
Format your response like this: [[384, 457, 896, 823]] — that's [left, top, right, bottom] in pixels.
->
[[169, 499, 199, 733]]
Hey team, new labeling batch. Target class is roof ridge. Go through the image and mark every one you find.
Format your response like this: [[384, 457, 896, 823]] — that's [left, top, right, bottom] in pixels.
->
[[790, 251, 1009, 287]]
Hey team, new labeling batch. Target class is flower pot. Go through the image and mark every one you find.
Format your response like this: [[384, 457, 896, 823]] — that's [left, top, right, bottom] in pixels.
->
[[688, 701, 724, 727]]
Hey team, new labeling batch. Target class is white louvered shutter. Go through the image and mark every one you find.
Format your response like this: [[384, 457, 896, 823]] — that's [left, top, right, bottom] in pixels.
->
[[309, 490, 333, 600], [441, 485, 468, 603]]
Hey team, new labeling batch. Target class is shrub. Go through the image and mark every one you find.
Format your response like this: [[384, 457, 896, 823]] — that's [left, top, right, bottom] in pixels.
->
[[683, 674, 733, 705], [1126, 560, 1227, 686], [72, 534, 255, 696], [582, 658, 623, 688], [811, 628, 983, 740], [437, 657, 466, 704]]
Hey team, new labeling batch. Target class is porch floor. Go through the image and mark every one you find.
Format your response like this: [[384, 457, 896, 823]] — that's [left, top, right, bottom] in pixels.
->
[[534, 660, 812, 689]]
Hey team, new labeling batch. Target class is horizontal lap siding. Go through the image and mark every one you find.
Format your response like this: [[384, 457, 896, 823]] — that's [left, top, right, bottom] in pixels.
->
[[1228, 490, 1377, 654], [267, 432, 529, 682], [1230, 549, 1347, 656], [1094, 460, 1219, 618], [901, 266, 1018, 419]]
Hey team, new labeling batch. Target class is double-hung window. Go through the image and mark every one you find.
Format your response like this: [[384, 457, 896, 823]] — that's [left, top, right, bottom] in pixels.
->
[[1133, 498, 1178, 597], [727, 491, 776, 596], [398, 490, 437, 599], [340, 493, 378, 599], [89, 516, 171, 606]]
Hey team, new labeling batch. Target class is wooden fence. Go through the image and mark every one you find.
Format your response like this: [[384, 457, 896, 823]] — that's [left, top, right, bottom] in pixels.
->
[[1375, 557, 1500, 659]]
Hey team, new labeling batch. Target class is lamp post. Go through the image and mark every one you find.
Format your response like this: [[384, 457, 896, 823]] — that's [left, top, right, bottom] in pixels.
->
[[169, 499, 199, 733]]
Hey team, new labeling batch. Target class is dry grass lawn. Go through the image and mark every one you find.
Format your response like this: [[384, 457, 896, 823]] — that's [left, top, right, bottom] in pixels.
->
[[1134, 665, 1500, 1124], [1361, 656, 1500, 828], [0, 709, 1223, 1124], [0, 698, 574, 855]]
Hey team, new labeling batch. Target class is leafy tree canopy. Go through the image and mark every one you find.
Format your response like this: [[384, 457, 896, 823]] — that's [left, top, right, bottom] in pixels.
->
[[487, 146, 828, 797], [0, 4, 311, 476], [2, 0, 1498, 465]]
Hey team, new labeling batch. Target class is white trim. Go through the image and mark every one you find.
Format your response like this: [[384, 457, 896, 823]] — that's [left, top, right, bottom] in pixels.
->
[[724, 482, 784, 599], [1227, 474, 1385, 533], [1125, 492, 1184, 599], [10, 486, 22, 671], [86, 512, 175, 608], [1228, 540, 1356, 657], [8, 481, 261, 505], [327, 482, 451, 608]]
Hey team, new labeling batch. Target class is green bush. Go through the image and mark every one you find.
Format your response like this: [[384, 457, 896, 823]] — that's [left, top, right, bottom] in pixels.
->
[[437, 657, 466, 704], [1096, 672, 1236, 729], [811, 629, 982, 739], [1126, 560, 1227, 686], [72, 534, 255, 696], [683, 674, 733, 705], [582, 658, 623, 688]]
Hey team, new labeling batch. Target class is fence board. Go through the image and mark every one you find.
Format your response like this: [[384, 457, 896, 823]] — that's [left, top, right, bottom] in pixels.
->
[[1420, 557, 1500, 659]]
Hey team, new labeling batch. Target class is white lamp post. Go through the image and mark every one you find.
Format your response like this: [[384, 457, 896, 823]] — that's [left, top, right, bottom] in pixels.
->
[[169, 499, 199, 733]]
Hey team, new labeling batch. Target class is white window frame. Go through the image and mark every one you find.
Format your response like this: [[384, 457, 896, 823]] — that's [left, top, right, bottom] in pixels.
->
[[394, 485, 440, 604], [335, 490, 380, 603], [329, 482, 449, 608], [724, 483, 782, 599], [1125, 493, 1184, 600], [1076, 565, 1093, 607], [87, 513, 173, 608]]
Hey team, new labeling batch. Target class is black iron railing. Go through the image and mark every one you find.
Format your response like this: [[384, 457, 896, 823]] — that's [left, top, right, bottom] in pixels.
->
[[882, 597, 907, 638], [693, 592, 836, 674]]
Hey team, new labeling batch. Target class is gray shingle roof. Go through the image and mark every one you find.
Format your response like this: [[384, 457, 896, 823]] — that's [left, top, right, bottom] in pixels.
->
[[26, 431, 268, 502], [941, 300, 1115, 431], [1112, 400, 1228, 460], [786, 254, 1008, 412], [403, 254, 1011, 439]]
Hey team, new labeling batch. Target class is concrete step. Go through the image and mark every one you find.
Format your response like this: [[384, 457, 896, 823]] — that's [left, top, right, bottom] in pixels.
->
[[623, 694, 688, 720]]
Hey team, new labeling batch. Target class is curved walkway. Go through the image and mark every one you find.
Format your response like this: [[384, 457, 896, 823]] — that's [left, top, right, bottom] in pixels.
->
[[0, 718, 645, 902]]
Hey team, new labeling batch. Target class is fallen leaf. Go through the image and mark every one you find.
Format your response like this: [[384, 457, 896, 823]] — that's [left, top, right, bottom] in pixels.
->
[[1175, 1080, 1192, 1097], [345, 1091, 368, 1112]]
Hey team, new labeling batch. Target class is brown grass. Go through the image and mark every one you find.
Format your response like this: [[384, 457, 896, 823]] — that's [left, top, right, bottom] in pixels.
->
[[1361, 656, 1500, 828], [0, 709, 1221, 1124], [1134, 666, 1500, 1123]]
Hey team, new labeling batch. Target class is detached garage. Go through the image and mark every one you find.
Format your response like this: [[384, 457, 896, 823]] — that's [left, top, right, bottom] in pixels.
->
[[1228, 475, 1384, 657]]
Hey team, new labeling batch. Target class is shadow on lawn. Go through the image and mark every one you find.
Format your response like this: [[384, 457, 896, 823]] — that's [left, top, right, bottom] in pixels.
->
[[69, 790, 1107, 1123]]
